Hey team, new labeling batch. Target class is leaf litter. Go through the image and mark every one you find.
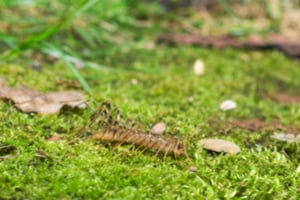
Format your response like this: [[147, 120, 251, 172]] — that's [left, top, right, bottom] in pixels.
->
[[0, 77, 87, 114], [209, 117, 300, 144]]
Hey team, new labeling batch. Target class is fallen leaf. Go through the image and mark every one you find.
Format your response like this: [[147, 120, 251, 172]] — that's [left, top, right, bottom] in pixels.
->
[[151, 122, 166, 135], [220, 100, 237, 111], [198, 138, 240, 154], [193, 59, 205, 76], [271, 132, 300, 143], [0, 77, 87, 114]]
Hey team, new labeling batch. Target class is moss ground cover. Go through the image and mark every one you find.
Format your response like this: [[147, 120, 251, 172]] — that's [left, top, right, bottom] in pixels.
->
[[1, 47, 300, 199], [1, 1, 300, 199]]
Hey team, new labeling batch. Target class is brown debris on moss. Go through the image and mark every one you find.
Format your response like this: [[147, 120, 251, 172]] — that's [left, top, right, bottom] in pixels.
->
[[157, 33, 300, 59], [0, 77, 86, 114]]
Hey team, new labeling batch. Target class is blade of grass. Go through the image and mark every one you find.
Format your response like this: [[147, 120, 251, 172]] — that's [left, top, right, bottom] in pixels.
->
[[19, 0, 99, 49], [40, 42, 111, 71], [38, 42, 96, 95], [0, 32, 18, 49], [2, 0, 100, 59], [66, 61, 93, 95]]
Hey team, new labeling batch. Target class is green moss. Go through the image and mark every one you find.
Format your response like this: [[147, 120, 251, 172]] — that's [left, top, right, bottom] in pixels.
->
[[1, 46, 300, 199], [1, 1, 300, 198]]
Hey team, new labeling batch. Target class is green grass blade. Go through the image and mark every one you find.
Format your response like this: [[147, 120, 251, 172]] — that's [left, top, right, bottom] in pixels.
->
[[19, 0, 99, 49], [66, 61, 93, 95], [39, 42, 93, 94]]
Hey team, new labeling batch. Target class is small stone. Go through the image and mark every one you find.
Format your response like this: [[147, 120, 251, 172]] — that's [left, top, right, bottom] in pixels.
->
[[271, 132, 300, 143], [198, 138, 240, 154], [189, 166, 198, 172], [151, 122, 166, 135], [131, 79, 138, 85], [188, 96, 194, 102], [220, 100, 237, 111], [193, 59, 205, 76], [47, 135, 64, 142]]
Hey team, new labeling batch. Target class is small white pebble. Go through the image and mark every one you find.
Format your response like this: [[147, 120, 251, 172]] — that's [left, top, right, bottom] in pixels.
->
[[193, 59, 205, 76], [151, 122, 166, 135], [188, 96, 194, 102], [131, 79, 138, 85], [220, 100, 237, 111], [189, 166, 198, 172]]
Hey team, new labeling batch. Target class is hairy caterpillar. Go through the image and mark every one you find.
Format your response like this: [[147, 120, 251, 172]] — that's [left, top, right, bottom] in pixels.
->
[[79, 101, 187, 158]]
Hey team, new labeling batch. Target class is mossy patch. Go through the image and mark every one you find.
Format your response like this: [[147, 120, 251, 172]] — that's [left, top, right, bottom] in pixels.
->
[[1, 46, 300, 199]]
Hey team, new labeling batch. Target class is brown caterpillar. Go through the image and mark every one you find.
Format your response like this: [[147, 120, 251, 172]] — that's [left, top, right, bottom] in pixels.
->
[[80, 101, 187, 158]]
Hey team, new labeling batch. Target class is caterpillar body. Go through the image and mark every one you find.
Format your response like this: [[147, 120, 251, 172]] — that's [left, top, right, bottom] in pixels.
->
[[93, 126, 186, 158], [81, 101, 187, 158]]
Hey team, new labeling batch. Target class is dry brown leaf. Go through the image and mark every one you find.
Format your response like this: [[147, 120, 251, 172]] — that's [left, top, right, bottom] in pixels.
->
[[0, 77, 86, 114], [198, 138, 240, 154]]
